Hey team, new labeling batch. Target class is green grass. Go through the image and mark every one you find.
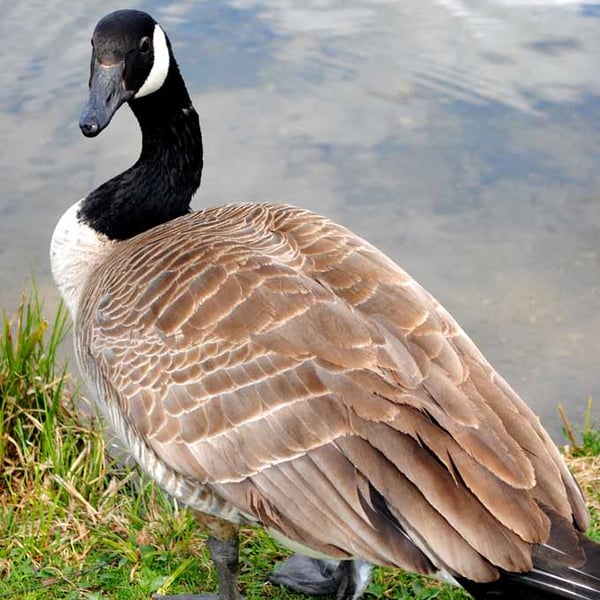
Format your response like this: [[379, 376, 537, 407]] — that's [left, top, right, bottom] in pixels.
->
[[560, 398, 600, 544], [560, 398, 600, 458], [0, 283, 597, 599]]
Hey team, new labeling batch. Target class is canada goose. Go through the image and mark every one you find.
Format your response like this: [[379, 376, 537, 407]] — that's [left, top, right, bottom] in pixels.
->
[[50, 9, 600, 600]]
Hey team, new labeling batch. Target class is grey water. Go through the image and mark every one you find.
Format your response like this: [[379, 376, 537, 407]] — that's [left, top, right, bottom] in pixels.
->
[[0, 0, 598, 439]]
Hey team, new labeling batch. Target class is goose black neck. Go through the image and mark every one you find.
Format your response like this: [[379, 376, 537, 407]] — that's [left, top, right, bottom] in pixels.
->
[[79, 59, 203, 241]]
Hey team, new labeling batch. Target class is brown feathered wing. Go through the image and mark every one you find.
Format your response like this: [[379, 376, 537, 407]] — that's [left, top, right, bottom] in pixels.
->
[[76, 203, 588, 583]]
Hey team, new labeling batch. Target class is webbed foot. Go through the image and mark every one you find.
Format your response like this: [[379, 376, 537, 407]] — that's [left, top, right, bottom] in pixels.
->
[[269, 555, 372, 599], [269, 554, 343, 595], [153, 595, 224, 600]]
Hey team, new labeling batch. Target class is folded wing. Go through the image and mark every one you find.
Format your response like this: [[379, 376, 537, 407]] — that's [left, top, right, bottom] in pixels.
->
[[77, 203, 588, 583]]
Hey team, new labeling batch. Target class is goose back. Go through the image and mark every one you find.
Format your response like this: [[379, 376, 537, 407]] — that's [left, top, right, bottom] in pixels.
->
[[74, 201, 589, 583]]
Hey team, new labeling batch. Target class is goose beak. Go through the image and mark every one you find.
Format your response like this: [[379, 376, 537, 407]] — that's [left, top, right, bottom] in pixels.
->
[[79, 58, 133, 137]]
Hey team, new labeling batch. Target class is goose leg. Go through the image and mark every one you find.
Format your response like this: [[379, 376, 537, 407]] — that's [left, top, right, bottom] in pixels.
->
[[207, 534, 243, 600], [269, 555, 372, 599], [153, 513, 243, 600]]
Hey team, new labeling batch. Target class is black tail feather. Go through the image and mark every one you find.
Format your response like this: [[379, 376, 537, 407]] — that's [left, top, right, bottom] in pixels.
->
[[457, 512, 600, 600]]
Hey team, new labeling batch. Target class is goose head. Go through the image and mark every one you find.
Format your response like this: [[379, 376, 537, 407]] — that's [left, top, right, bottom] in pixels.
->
[[80, 9, 172, 137], [74, 10, 202, 242]]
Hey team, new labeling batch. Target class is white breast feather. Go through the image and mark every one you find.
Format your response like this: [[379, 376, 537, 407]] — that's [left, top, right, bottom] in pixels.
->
[[50, 200, 114, 320]]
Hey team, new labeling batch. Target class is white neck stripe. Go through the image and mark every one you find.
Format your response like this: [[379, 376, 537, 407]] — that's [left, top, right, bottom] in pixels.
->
[[135, 24, 170, 98]]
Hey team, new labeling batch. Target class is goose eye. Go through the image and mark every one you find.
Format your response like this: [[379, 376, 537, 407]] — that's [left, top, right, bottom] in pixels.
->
[[139, 36, 151, 54]]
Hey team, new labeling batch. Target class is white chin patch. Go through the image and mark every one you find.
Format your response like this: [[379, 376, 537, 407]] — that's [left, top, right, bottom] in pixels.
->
[[135, 24, 170, 98]]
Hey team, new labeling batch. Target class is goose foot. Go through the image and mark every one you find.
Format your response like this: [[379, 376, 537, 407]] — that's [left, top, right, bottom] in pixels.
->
[[269, 554, 341, 595], [153, 596, 223, 600], [152, 535, 244, 600], [269, 554, 372, 599]]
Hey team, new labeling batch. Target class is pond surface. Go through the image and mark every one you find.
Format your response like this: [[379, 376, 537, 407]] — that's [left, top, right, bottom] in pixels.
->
[[1, 0, 598, 438]]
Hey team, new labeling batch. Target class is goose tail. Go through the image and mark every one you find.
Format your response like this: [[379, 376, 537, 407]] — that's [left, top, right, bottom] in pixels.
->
[[457, 511, 600, 600]]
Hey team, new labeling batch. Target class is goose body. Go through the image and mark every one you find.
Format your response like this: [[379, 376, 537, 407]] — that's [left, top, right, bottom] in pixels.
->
[[51, 10, 600, 600]]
